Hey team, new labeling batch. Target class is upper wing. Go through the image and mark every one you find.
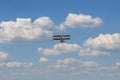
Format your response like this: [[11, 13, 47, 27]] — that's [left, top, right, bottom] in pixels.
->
[[53, 35, 70, 37]]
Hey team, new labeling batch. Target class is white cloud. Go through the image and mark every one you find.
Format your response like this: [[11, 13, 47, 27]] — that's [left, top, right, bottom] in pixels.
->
[[50, 58, 101, 73], [84, 33, 120, 50], [79, 48, 110, 56], [53, 58, 81, 71], [57, 23, 66, 31], [0, 52, 8, 61], [116, 62, 120, 67], [0, 62, 33, 68], [34, 17, 55, 31], [57, 58, 81, 65], [50, 58, 120, 75], [38, 43, 110, 56], [56, 58, 99, 67], [0, 17, 58, 43], [38, 43, 81, 55], [82, 61, 99, 67], [39, 57, 48, 63], [0, 51, 33, 68], [64, 13, 103, 28], [79, 33, 120, 56]]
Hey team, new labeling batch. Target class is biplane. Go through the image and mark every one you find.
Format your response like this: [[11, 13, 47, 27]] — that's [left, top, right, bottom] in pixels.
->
[[53, 35, 70, 42]]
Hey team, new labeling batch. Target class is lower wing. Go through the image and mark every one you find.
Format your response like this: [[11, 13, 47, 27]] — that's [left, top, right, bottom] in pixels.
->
[[63, 38, 70, 40], [53, 38, 61, 40]]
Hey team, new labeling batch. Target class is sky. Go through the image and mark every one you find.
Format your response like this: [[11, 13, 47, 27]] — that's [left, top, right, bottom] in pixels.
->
[[0, 0, 120, 80]]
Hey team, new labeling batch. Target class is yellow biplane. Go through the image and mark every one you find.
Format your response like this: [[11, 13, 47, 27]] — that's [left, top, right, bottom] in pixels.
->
[[53, 35, 70, 42]]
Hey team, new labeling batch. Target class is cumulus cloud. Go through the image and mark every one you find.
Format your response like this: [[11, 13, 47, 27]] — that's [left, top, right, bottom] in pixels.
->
[[56, 58, 99, 68], [38, 43, 110, 56], [79, 48, 110, 56], [53, 58, 81, 71], [0, 52, 8, 61], [0, 17, 58, 43], [57, 58, 81, 65], [0, 51, 33, 68], [39, 57, 48, 63], [64, 13, 103, 28], [50, 58, 120, 75], [84, 33, 120, 50], [50, 58, 101, 74], [116, 62, 120, 67], [0, 62, 33, 68], [34, 17, 55, 30], [79, 33, 120, 56], [82, 61, 99, 68], [38, 43, 81, 55]]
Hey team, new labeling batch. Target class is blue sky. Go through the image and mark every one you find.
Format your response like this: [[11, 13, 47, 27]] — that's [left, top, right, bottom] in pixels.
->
[[0, 0, 120, 80]]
